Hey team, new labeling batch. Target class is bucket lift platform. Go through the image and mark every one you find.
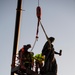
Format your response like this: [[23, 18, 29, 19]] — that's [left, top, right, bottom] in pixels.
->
[[11, 66, 41, 75]]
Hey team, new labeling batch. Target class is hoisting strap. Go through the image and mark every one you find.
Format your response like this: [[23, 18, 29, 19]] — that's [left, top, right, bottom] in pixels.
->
[[40, 21, 51, 49], [36, 6, 41, 38], [39, 21, 53, 64], [31, 1, 51, 51], [36, 19, 40, 38], [30, 38, 38, 52], [30, 5, 41, 52], [30, 19, 40, 52]]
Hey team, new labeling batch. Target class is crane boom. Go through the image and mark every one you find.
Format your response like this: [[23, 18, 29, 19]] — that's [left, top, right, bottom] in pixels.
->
[[11, 0, 22, 75]]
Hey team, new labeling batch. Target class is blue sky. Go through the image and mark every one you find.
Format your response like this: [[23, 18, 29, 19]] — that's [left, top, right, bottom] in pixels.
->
[[0, 0, 75, 75]]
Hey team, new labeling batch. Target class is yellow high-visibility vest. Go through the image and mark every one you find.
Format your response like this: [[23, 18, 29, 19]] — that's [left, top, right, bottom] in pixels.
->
[[34, 53, 45, 63]]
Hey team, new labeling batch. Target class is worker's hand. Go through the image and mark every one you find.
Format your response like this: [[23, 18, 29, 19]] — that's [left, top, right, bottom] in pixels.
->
[[59, 50, 62, 56]]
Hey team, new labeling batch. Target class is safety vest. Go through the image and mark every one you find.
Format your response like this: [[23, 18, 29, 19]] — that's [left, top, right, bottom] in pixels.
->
[[34, 53, 45, 63]]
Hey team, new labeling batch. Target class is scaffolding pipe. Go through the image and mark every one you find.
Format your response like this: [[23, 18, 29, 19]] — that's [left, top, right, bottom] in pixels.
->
[[11, 0, 22, 75]]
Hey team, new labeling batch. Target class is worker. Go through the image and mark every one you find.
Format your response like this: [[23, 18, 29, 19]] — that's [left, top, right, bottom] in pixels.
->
[[41, 37, 62, 75], [19, 44, 33, 70], [34, 53, 45, 74]]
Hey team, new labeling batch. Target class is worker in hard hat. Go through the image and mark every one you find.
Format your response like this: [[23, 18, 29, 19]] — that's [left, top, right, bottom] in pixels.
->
[[19, 44, 33, 70]]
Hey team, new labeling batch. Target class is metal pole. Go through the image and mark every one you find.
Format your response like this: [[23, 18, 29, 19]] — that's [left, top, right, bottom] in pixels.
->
[[11, 0, 22, 75]]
